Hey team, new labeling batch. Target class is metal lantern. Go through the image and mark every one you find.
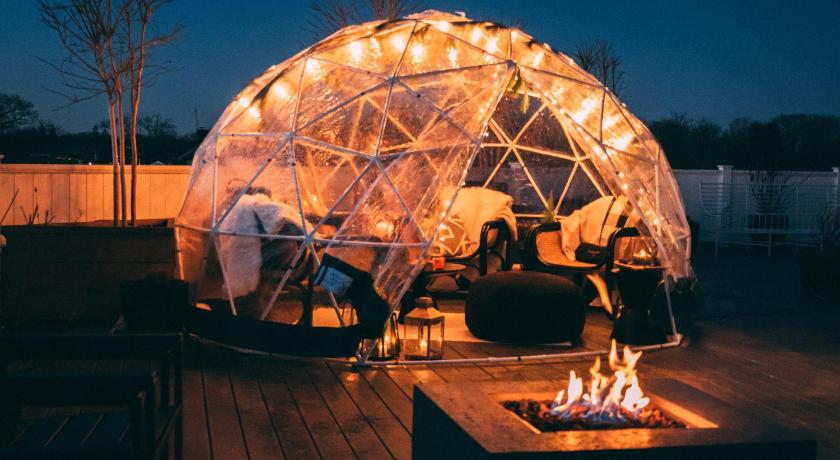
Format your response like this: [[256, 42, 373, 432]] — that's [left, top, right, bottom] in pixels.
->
[[402, 296, 444, 360], [359, 312, 400, 360]]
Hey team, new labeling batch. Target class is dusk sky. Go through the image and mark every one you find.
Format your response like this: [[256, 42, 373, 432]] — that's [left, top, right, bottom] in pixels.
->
[[2, 0, 838, 134]]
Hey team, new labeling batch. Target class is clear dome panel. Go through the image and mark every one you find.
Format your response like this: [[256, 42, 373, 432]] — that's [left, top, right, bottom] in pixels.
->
[[441, 21, 509, 62], [397, 23, 502, 76], [297, 85, 388, 156], [292, 140, 372, 225], [213, 136, 295, 229], [313, 23, 414, 76], [295, 59, 386, 128], [519, 67, 605, 142], [511, 35, 598, 85], [557, 165, 605, 215]]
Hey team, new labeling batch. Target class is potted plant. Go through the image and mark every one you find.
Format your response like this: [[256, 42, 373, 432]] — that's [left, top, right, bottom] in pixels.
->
[[747, 169, 792, 243]]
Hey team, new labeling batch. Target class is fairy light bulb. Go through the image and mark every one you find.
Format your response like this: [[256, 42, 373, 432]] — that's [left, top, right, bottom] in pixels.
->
[[247, 106, 261, 120], [447, 47, 458, 67], [237, 96, 250, 108], [390, 34, 407, 52], [435, 20, 451, 32], [411, 42, 425, 63], [272, 82, 290, 100], [485, 36, 498, 54], [370, 36, 382, 59], [470, 27, 482, 44], [533, 50, 544, 67], [305, 59, 322, 78], [349, 41, 363, 62]]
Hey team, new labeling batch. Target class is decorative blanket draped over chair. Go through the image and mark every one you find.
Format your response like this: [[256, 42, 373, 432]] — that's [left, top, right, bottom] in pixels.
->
[[523, 196, 639, 315], [428, 187, 516, 293]]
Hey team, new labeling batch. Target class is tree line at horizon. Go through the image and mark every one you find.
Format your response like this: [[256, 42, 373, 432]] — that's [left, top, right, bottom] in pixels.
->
[[1, 92, 838, 171]]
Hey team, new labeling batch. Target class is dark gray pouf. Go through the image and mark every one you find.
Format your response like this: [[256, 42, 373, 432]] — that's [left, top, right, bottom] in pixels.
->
[[465, 271, 585, 343]]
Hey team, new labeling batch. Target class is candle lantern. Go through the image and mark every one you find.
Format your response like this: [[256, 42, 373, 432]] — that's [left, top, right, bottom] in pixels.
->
[[402, 296, 444, 360], [628, 236, 659, 266], [359, 313, 400, 360]]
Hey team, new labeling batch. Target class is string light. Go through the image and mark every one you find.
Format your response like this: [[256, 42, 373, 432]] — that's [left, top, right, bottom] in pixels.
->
[[305, 59, 322, 78], [435, 20, 451, 32], [532, 51, 544, 67], [485, 36, 498, 54], [572, 96, 599, 125], [272, 82, 290, 100], [470, 27, 482, 44], [349, 41, 363, 62], [447, 47, 458, 67], [411, 42, 425, 64], [390, 34, 407, 52]]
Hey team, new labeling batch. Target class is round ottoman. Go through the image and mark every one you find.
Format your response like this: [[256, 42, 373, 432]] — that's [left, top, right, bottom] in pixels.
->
[[465, 271, 585, 343]]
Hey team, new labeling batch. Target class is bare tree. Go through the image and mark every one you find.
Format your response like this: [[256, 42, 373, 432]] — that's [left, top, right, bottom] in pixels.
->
[[125, 0, 182, 225], [573, 39, 624, 95], [39, 0, 181, 226], [364, 0, 418, 20], [39, 0, 125, 225], [307, 0, 359, 36], [138, 113, 177, 137], [308, 0, 420, 36], [0, 94, 40, 133]]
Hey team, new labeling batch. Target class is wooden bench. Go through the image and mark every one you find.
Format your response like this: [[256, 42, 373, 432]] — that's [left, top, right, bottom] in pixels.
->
[[0, 334, 183, 459]]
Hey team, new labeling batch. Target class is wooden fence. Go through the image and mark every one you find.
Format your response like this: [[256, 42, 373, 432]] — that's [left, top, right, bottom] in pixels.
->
[[0, 164, 190, 225], [2, 164, 838, 243]]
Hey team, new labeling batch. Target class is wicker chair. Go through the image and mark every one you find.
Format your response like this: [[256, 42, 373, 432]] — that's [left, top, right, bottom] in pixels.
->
[[522, 198, 639, 316]]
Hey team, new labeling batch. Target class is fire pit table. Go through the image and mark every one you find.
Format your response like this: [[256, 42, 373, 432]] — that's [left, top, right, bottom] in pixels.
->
[[412, 379, 816, 459]]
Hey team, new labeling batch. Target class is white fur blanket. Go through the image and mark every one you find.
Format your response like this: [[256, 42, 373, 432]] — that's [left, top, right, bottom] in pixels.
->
[[560, 195, 636, 260], [448, 187, 518, 242], [216, 194, 305, 298]]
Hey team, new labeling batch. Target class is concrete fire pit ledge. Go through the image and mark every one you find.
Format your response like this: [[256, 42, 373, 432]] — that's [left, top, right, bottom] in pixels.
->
[[412, 379, 816, 459]]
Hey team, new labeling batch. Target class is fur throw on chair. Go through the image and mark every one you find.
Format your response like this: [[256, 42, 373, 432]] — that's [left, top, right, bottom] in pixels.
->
[[216, 194, 305, 298], [447, 187, 518, 243], [560, 195, 637, 261]]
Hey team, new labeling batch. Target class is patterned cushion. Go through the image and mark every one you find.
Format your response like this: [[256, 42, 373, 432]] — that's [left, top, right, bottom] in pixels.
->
[[430, 214, 478, 257]]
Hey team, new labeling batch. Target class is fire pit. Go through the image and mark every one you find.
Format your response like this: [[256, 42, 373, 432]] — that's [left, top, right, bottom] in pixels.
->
[[412, 345, 816, 459], [502, 342, 686, 433]]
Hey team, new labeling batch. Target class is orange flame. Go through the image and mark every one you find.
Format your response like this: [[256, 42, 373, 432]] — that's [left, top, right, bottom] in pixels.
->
[[551, 340, 649, 421]]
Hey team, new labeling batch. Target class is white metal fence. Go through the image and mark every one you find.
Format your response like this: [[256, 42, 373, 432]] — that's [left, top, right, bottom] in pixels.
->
[[699, 181, 840, 253]]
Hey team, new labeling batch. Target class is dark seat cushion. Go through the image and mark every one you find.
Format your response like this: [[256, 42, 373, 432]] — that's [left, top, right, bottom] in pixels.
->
[[465, 271, 585, 343]]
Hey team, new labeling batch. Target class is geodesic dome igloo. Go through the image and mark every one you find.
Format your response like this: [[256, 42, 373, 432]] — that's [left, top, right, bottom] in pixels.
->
[[175, 10, 692, 357]]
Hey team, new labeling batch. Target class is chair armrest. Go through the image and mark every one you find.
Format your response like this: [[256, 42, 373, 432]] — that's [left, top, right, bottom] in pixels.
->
[[446, 218, 512, 275], [604, 227, 641, 271], [478, 218, 512, 275], [522, 222, 561, 270]]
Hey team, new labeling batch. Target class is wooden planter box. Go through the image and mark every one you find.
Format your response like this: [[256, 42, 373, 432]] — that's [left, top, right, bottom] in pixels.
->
[[1, 219, 177, 331]]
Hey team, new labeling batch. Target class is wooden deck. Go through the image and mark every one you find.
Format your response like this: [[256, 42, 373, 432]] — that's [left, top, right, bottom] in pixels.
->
[[7, 247, 839, 458], [175, 247, 840, 459], [181, 307, 840, 459]]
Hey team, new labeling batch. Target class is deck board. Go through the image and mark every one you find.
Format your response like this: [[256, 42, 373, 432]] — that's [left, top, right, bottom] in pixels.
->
[[228, 353, 285, 460], [198, 345, 249, 459], [281, 362, 357, 459], [328, 363, 413, 460], [306, 363, 392, 459], [253, 361, 320, 460], [177, 309, 840, 460]]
